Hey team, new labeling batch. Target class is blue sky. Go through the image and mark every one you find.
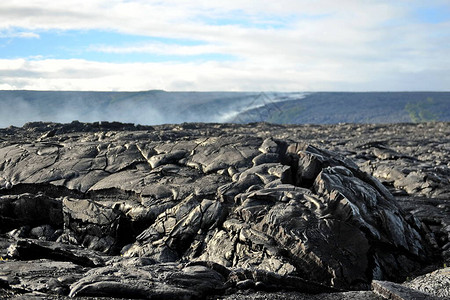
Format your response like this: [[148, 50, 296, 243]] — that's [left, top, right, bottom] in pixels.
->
[[0, 30, 236, 63], [0, 0, 449, 91]]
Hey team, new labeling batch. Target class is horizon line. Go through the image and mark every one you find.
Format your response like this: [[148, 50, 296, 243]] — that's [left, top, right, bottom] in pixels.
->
[[1, 89, 450, 93]]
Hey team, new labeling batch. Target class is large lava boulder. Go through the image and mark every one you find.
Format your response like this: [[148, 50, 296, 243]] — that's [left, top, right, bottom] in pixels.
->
[[118, 140, 433, 290], [185, 142, 431, 289]]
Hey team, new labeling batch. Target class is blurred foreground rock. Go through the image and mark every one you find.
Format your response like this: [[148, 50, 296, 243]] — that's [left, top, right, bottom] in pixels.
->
[[0, 121, 449, 299]]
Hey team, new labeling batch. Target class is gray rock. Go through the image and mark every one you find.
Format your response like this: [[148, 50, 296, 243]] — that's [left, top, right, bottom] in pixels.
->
[[29, 225, 57, 241], [123, 195, 226, 261], [259, 137, 281, 154], [0, 193, 63, 233], [61, 197, 130, 254], [252, 153, 280, 166], [149, 149, 187, 168], [2, 237, 106, 267], [0, 121, 448, 299], [372, 280, 441, 300], [68, 260, 226, 299], [219, 291, 384, 300], [237, 279, 255, 290], [0, 259, 84, 295], [404, 267, 450, 298], [6, 226, 30, 239]]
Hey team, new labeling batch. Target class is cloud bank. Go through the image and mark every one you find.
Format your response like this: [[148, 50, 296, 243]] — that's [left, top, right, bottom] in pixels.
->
[[0, 0, 449, 91]]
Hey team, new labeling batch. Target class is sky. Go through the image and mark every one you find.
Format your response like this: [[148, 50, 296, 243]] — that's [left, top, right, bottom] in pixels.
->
[[0, 0, 449, 91]]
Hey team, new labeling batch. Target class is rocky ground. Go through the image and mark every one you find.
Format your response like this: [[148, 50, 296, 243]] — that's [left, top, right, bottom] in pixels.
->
[[0, 121, 449, 299]]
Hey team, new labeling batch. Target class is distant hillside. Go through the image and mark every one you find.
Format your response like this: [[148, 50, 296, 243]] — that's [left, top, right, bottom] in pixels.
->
[[232, 92, 450, 124], [0, 90, 449, 127], [0, 90, 259, 127]]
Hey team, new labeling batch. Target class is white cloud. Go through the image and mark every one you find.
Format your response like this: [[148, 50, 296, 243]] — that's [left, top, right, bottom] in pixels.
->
[[0, 30, 39, 39], [0, 58, 347, 91], [89, 43, 227, 56], [0, 1, 407, 38], [0, 0, 449, 91], [1, 56, 448, 92]]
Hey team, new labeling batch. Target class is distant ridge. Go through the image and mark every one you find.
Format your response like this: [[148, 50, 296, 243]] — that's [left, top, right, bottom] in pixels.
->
[[233, 92, 450, 124], [0, 90, 449, 127]]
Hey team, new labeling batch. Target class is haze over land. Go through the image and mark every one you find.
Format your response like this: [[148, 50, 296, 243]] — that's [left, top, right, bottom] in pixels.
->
[[0, 90, 449, 128]]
